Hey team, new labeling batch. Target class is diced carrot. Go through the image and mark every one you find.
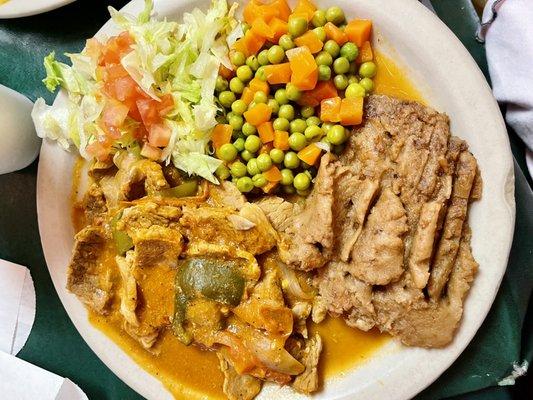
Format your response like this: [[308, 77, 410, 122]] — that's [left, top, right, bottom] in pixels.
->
[[140, 143, 162, 161], [259, 142, 274, 154], [241, 87, 255, 104], [262, 180, 279, 193], [324, 22, 348, 45], [258, 121, 275, 143], [232, 30, 266, 57], [249, 78, 270, 96], [251, 17, 275, 40], [356, 40, 374, 63], [298, 143, 322, 165], [286, 46, 318, 90], [273, 130, 290, 150], [298, 80, 338, 107], [272, 0, 292, 21], [211, 124, 233, 149], [241, 87, 255, 105], [263, 165, 282, 182], [243, 0, 276, 25], [320, 96, 342, 122], [269, 17, 288, 42], [292, 0, 316, 21], [345, 19, 373, 47], [264, 63, 292, 84], [218, 64, 234, 80], [340, 97, 364, 125], [243, 103, 272, 126], [294, 30, 324, 54]]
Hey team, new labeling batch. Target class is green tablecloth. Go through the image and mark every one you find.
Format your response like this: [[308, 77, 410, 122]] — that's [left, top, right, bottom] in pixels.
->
[[0, 1, 531, 399]]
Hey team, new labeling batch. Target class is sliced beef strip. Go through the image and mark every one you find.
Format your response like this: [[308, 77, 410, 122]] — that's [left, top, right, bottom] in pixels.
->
[[132, 225, 183, 269], [66, 226, 112, 314], [290, 333, 323, 394], [116, 159, 169, 201], [80, 183, 108, 226], [208, 181, 247, 210]]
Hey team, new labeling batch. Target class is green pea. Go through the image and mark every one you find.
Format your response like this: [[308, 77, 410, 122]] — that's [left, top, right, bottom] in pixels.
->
[[278, 104, 295, 121], [242, 122, 256, 136], [226, 111, 235, 120], [345, 82, 366, 98], [255, 66, 268, 81], [324, 40, 340, 57], [236, 176, 254, 192], [333, 57, 350, 74], [230, 161, 247, 178], [247, 101, 257, 110], [325, 6, 345, 25], [246, 55, 260, 71], [258, 50, 270, 66], [236, 65, 253, 82], [229, 115, 244, 131], [286, 83, 302, 101], [301, 106, 315, 119], [273, 117, 290, 131], [306, 116, 321, 126], [215, 76, 228, 92], [274, 88, 289, 105], [241, 150, 254, 161], [279, 34, 295, 50], [304, 125, 323, 140], [231, 99, 247, 115], [252, 173, 267, 188], [280, 168, 294, 185], [284, 151, 300, 169], [216, 143, 236, 162], [321, 122, 334, 133], [283, 185, 296, 194], [229, 77, 244, 94], [242, 22, 250, 33], [348, 74, 358, 85], [290, 119, 307, 134], [359, 77, 374, 92], [293, 172, 311, 191], [247, 158, 260, 176], [288, 132, 307, 151], [359, 61, 377, 78], [253, 91, 267, 104], [230, 51, 246, 67], [244, 135, 261, 153], [318, 65, 332, 81], [268, 45, 285, 64], [219, 91, 236, 108], [288, 15, 308, 38], [311, 9, 327, 27], [256, 153, 273, 171], [340, 42, 359, 62], [313, 27, 326, 42], [267, 99, 279, 115], [233, 137, 245, 152], [215, 164, 230, 180], [333, 74, 349, 90], [327, 124, 347, 145], [270, 148, 285, 164], [315, 51, 333, 66]]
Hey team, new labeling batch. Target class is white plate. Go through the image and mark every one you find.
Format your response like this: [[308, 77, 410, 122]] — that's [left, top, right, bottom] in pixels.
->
[[0, 0, 75, 19], [36, 0, 516, 399]]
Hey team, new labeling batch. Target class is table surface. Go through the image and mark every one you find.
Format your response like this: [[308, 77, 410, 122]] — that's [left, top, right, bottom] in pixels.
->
[[0, 0, 531, 399]]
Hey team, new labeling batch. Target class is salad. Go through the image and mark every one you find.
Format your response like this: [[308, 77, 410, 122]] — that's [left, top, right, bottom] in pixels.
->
[[32, 0, 376, 194]]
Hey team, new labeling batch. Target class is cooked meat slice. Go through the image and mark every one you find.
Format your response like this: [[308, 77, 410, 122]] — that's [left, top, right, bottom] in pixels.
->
[[470, 166, 483, 202], [348, 188, 408, 285], [209, 181, 246, 210], [132, 225, 183, 269], [88, 158, 115, 181], [180, 206, 276, 255], [255, 196, 300, 232], [66, 226, 112, 314], [291, 333, 323, 394], [428, 151, 477, 299], [119, 202, 182, 234], [408, 201, 442, 289], [217, 352, 262, 400], [314, 261, 375, 331], [117, 159, 169, 200], [116, 252, 138, 327], [238, 204, 279, 240], [81, 183, 108, 226]]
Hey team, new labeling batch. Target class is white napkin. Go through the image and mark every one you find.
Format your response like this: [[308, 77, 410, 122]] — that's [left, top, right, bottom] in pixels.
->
[[482, 0, 533, 175], [0, 259, 35, 354]]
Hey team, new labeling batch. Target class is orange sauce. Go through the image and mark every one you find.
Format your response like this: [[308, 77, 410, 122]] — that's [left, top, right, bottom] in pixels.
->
[[73, 52, 422, 399]]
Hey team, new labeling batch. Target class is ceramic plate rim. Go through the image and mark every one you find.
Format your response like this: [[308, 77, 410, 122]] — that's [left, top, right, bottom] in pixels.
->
[[0, 0, 76, 19]]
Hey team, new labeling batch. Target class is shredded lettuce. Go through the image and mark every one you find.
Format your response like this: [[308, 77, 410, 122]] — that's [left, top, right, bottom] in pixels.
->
[[32, 0, 235, 182]]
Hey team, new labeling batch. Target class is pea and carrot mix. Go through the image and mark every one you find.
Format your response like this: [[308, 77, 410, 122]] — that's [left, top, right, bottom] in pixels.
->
[[214, 0, 376, 194]]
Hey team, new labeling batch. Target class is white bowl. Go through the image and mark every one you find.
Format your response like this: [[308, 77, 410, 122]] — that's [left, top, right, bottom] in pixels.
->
[[37, 1, 515, 399], [0, 0, 75, 19]]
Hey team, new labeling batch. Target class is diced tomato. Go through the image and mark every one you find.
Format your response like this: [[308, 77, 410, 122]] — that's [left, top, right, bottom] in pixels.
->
[[157, 94, 174, 116], [102, 99, 129, 128], [113, 76, 138, 101], [86, 141, 111, 161], [136, 98, 160, 127], [85, 38, 103, 64], [148, 123, 171, 147], [101, 32, 134, 66]]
